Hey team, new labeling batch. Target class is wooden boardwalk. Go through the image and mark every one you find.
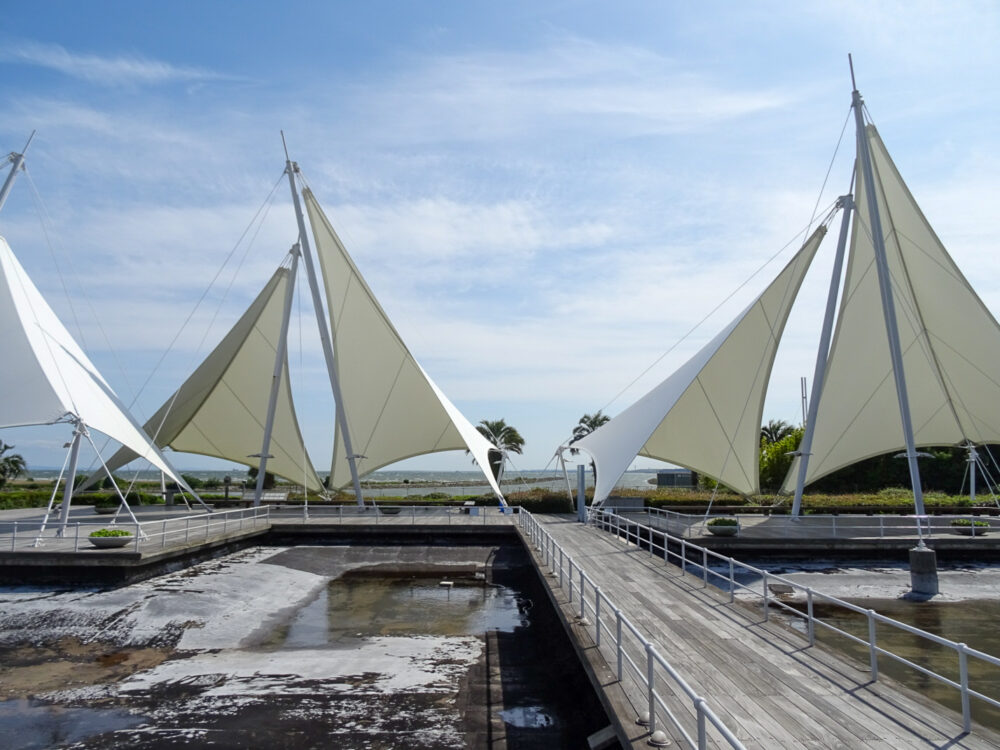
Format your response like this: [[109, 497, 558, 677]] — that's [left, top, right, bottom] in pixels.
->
[[521, 514, 1000, 749]]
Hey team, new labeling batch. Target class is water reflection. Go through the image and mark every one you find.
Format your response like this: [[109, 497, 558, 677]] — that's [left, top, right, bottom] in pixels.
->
[[272, 574, 528, 648], [797, 598, 1000, 730]]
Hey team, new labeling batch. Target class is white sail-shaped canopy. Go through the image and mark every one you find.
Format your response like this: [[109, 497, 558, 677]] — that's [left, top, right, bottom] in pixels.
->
[[98, 265, 324, 491], [784, 125, 1000, 490], [575, 226, 826, 503], [0, 235, 187, 484], [303, 189, 504, 498]]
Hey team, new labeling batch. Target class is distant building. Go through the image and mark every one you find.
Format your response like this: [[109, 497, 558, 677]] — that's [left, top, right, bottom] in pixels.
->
[[656, 468, 695, 488]]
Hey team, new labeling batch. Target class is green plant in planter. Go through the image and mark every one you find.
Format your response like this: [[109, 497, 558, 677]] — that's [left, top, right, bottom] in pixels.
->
[[950, 518, 989, 528], [707, 517, 739, 527], [89, 528, 132, 538]]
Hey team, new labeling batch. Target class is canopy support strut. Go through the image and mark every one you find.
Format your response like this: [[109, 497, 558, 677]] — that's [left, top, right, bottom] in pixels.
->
[[253, 244, 301, 506], [792, 195, 853, 516]]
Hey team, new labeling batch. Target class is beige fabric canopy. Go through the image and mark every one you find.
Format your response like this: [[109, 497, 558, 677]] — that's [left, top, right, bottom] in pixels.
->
[[574, 227, 825, 502], [783, 125, 1000, 490], [304, 189, 504, 497], [99, 265, 323, 491]]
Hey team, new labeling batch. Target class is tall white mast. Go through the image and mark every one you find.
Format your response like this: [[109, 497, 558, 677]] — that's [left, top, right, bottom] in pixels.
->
[[283, 153, 365, 506], [850, 58, 926, 515], [0, 132, 33, 214], [252, 245, 301, 506], [791, 195, 853, 516]]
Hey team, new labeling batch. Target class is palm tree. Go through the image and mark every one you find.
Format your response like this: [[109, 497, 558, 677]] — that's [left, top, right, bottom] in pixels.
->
[[0, 442, 26, 488], [474, 419, 525, 483], [570, 411, 610, 443], [569, 411, 610, 484], [760, 419, 795, 445]]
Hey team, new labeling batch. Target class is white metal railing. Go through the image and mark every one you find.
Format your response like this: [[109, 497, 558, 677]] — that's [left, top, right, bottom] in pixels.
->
[[1, 506, 272, 552], [518, 509, 746, 749], [617, 506, 999, 541], [591, 509, 1000, 734]]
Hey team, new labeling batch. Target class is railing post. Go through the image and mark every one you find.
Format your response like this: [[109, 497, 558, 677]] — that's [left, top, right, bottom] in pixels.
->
[[580, 569, 586, 619], [185, 517, 190, 543], [680, 540, 687, 576], [879, 516, 884, 538], [702, 548, 708, 586], [161, 519, 167, 548], [559, 547, 564, 588], [832, 515, 837, 538], [867, 609, 879, 679], [762, 571, 769, 621], [645, 642, 657, 733], [696, 697, 708, 749], [568, 558, 574, 603], [595, 588, 602, 646], [615, 608, 624, 680], [134, 522, 141, 550], [10, 522, 16, 551], [806, 588, 815, 646], [958, 643, 972, 732], [729, 558, 735, 603], [74, 523, 80, 552]]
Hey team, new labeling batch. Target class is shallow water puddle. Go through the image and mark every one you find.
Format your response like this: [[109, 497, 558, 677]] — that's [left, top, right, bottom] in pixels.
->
[[0, 698, 145, 750], [270, 574, 527, 647]]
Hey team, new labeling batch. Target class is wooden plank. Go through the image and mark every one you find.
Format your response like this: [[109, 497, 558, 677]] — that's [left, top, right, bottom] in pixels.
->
[[523, 515, 1000, 749]]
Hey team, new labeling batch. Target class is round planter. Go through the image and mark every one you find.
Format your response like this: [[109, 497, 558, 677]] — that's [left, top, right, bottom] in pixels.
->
[[89, 535, 132, 548], [707, 525, 738, 537], [952, 526, 988, 536], [93, 506, 117, 515]]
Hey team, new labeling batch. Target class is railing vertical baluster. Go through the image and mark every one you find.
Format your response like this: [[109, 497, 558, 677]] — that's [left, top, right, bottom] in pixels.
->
[[696, 698, 708, 749], [958, 643, 971, 732], [806, 588, 815, 646], [762, 571, 769, 621], [867, 609, 878, 679], [646, 642, 656, 733], [595, 588, 602, 646], [615, 608, 623, 680]]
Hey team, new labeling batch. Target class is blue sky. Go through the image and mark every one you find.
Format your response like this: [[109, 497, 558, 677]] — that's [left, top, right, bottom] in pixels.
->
[[2, 1, 1000, 476]]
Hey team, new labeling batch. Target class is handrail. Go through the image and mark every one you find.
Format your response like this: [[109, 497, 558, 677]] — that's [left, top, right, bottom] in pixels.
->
[[517, 509, 747, 749], [621, 506, 996, 540], [590, 508, 1000, 734]]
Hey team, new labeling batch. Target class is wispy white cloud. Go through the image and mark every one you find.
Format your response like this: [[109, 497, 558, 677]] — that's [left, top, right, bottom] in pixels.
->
[[0, 40, 230, 87]]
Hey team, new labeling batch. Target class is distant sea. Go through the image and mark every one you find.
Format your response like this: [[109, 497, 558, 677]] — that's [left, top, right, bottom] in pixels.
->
[[21, 468, 660, 495]]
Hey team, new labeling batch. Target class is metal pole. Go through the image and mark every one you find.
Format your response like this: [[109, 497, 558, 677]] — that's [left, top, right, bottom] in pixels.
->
[[792, 196, 852, 516], [0, 132, 34, 214], [284, 157, 365, 506], [968, 443, 978, 505], [851, 85, 926, 516], [57, 423, 84, 537], [576, 464, 586, 522], [253, 246, 301, 506]]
